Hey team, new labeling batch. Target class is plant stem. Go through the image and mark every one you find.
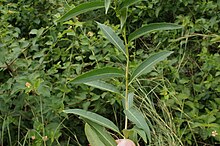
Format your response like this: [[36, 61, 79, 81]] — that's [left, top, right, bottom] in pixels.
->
[[123, 27, 129, 130]]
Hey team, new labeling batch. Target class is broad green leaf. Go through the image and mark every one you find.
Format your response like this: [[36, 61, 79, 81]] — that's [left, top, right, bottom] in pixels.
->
[[129, 51, 173, 84], [85, 123, 105, 146], [71, 67, 124, 84], [84, 81, 120, 94], [97, 22, 127, 57], [119, 7, 128, 29], [105, 0, 111, 14], [119, 0, 143, 10], [63, 109, 120, 134], [57, 1, 104, 22], [86, 120, 117, 146], [128, 23, 182, 42], [124, 107, 151, 142], [29, 28, 45, 38]]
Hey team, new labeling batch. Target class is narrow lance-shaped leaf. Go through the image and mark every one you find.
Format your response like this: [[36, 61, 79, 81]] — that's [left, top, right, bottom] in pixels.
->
[[122, 92, 134, 109], [57, 1, 104, 22], [85, 120, 117, 146], [63, 109, 121, 134], [133, 126, 148, 144], [97, 22, 127, 57], [129, 51, 173, 84], [119, 0, 143, 10], [119, 7, 128, 29], [128, 92, 134, 109], [105, 0, 111, 14], [85, 123, 105, 146], [71, 67, 124, 84], [84, 81, 120, 94], [124, 107, 151, 142], [128, 23, 182, 42]]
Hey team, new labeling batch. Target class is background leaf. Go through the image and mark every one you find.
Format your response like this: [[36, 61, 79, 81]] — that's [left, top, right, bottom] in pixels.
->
[[70, 67, 124, 84], [84, 80, 120, 94], [64, 109, 121, 134], [129, 51, 173, 84], [119, 7, 128, 29], [124, 107, 151, 142], [57, 1, 104, 22], [97, 22, 127, 57], [128, 23, 182, 42], [119, 0, 143, 10], [85, 123, 105, 146], [105, 0, 111, 14]]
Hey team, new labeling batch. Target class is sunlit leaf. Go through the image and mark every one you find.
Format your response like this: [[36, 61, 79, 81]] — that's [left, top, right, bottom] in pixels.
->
[[71, 67, 124, 84], [64, 109, 121, 134], [97, 22, 127, 57], [105, 0, 111, 14], [124, 107, 151, 142], [128, 23, 182, 42], [57, 1, 104, 22], [85, 123, 105, 146], [84, 80, 120, 94], [129, 51, 173, 84]]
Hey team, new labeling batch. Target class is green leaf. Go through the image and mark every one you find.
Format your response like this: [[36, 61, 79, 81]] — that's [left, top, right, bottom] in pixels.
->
[[63, 109, 121, 134], [119, 0, 143, 10], [71, 67, 124, 84], [122, 92, 133, 109], [85, 120, 117, 146], [84, 81, 120, 94], [130, 51, 173, 84], [29, 28, 45, 38], [128, 92, 134, 109], [97, 22, 127, 57], [122, 129, 138, 143], [105, 0, 111, 14], [124, 107, 151, 142], [133, 126, 148, 143], [37, 83, 50, 97], [57, 1, 104, 22], [85, 123, 105, 146], [128, 23, 182, 42], [119, 7, 128, 29]]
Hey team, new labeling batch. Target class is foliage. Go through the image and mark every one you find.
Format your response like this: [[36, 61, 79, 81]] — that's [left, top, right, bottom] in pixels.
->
[[0, 0, 220, 146]]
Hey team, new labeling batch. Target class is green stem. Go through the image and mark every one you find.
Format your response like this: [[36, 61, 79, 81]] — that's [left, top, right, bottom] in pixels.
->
[[123, 27, 129, 130]]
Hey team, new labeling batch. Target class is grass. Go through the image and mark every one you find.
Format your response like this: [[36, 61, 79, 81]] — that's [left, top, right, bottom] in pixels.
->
[[134, 79, 184, 146]]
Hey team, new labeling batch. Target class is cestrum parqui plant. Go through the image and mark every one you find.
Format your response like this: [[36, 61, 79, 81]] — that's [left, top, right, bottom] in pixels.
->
[[57, 0, 182, 145]]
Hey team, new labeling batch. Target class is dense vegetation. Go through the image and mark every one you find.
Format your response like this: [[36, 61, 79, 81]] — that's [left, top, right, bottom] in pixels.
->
[[0, 0, 220, 145]]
